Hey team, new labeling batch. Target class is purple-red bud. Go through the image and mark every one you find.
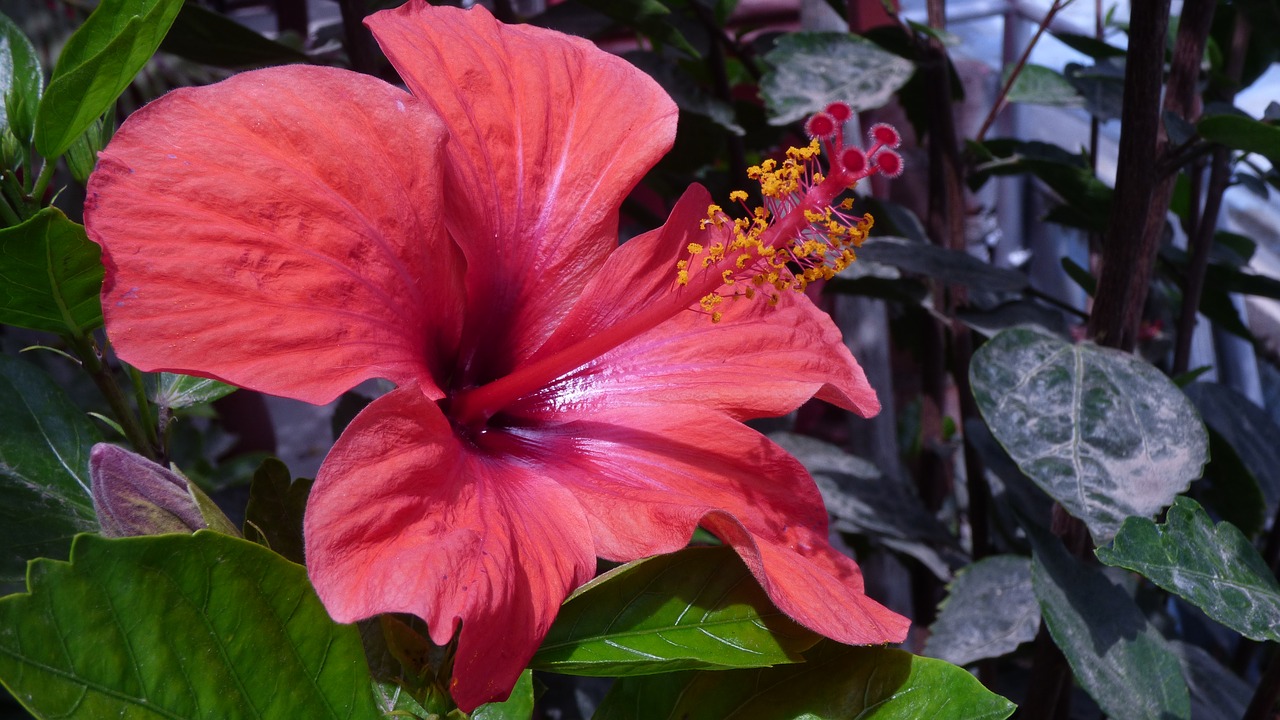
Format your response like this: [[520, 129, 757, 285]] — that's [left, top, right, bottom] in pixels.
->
[[825, 102, 852, 124], [869, 123, 901, 149], [874, 149, 904, 177], [805, 112, 838, 139], [90, 444, 208, 537]]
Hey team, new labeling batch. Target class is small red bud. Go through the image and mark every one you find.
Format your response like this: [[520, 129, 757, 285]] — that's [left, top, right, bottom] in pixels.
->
[[839, 147, 867, 174], [825, 102, 852, 123], [805, 112, 838, 139], [869, 123, 901, 148], [874, 149, 904, 177]]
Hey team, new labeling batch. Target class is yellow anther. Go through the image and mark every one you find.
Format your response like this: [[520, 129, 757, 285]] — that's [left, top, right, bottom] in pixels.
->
[[687, 242, 704, 255], [722, 269, 735, 285], [677, 269, 689, 286], [736, 254, 752, 269], [729, 190, 748, 203], [712, 311, 723, 323]]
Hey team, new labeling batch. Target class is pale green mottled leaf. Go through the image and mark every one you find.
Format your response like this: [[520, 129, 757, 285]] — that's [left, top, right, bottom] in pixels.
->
[[925, 555, 1039, 665], [1097, 496, 1280, 642], [761, 32, 914, 125], [971, 328, 1208, 544]]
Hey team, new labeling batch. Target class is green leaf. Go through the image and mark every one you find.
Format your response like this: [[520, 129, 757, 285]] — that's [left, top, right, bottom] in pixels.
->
[[34, 0, 184, 158], [970, 328, 1208, 544], [531, 546, 818, 675], [1025, 519, 1191, 720], [1065, 60, 1126, 122], [593, 642, 1016, 720], [1183, 382, 1279, 531], [1005, 64, 1084, 107], [625, 51, 743, 135], [855, 236, 1029, 292], [160, 2, 308, 68], [1169, 640, 1252, 720], [770, 432, 966, 580], [472, 670, 534, 720], [0, 10, 43, 147], [146, 371, 237, 409], [0, 207, 103, 334], [1051, 31, 1127, 59], [243, 457, 311, 564], [1096, 496, 1280, 642], [761, 32, 915, 125], [571, 0, 698, 59], [925, 555, 1039, 666], [1199, 113, 1280, 167], [0, 355, 99, 585], [0, 532, 382, 719]]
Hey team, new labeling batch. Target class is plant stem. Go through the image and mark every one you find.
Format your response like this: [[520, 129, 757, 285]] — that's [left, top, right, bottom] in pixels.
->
[[30, 159, 56, 208], [69, 333, 157, 460], [1086, 0, 1171, 350], [1172, 148, 1230, 375]]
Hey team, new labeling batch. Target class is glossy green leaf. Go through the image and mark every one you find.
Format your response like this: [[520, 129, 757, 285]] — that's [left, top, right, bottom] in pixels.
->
[[1183, 382, 1278, 532], [0, 532, 382, 719], [1026, 520, 1190, 720], [761, 32, 915, 125], [531, 546, 817, 675], [1097, 496, 1280, 642], [1005, 64, 1083, 107], [35, 0, 184, 158], [473, 670, 534, 720], [243, 457, 311, 564], [160, 1, 308, 68], [0, 10, 42, 146], [971, 328, 1208, 544], [1199, 113, 1280, 167], [771, 432, 966, 579], [146, 371, 237, 409], [593, 642, 1016, 720], [0, 207, 103, 334], [0, 355, 99, 585], [925, 555, 1039, 666]]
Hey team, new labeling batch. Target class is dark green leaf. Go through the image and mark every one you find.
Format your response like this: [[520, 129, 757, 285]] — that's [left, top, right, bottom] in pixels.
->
[[625, 51, 743, 135], [146, 371, 237, 409], [1169, 640, 1251, 720], [570, 0, 697, 58], [0, 532, 381, 719], [593, 642, 1016, 720], [1065, 60, 1126, 122], [1061, 256, 1097, 296], [1026, 519, 1191, 720], [855, 236, 1029, 292], [956, 300, 1072, 339], [1196, 426, 1267, 536], [531, 546, 818, 675], [1097, 496, 1280, 642], [761, 32, 914, 125], [0, 355, 99, 584], [1199, 114, 1280, 167], [1052, 31, 1127, 59], [1183, 382, 1279, 526], [0, 10, 42, 147], [770, 432, 966, 579], [160, 2, 308, 68], [970, 328, 1208, 544], [925, 555, 1039, 665], [1005, 64, 1083, 107], [1203, 262, 1280, 299], [0, 207, 103, 334], [242, 457, 311, 564], [35, 0, 185, 158]]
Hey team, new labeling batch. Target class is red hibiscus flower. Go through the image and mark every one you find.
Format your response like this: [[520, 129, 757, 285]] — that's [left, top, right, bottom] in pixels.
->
[[85, 1, 909, 710]]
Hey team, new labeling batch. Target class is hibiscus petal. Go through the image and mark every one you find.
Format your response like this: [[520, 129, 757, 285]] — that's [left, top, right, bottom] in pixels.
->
[[85, 65, 464, 404], [495, 404, 909, 646], [304, 386, 595, 711], [366, 2, 678, 379], [520, 184, 879, 420]]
